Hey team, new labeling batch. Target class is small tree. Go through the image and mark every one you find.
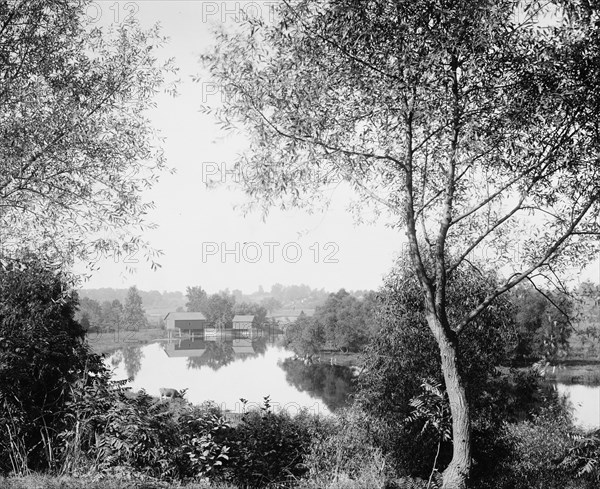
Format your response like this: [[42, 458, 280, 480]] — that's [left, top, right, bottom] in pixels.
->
[[101, 299, 123, 333], [285, 312, 325, 356], [205, 292, 236, 329], [123, 286, 148, 331], [76, 297, 103, 332], [186, 286, 209, 313]]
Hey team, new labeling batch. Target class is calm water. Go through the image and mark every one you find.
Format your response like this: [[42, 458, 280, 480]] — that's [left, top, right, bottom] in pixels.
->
[[555, 383, 600, 429], [106, 335, 600, 428], [106, 331, 354, 416]]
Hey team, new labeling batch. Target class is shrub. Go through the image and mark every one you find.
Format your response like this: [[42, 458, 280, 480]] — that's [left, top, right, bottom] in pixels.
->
[[303, 405, 390, 487], [0, 256, 107, 474], [75, 389, 230, 481], [560, 428, 600, 485], [180, 409, 230, 479], [223, 397, 313, 488], [476, 405, 586, 489], [92, 390, 183, 478]]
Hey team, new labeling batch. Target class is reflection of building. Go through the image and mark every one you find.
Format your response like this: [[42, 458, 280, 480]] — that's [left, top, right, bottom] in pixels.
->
[[232, 338, 255, 356], [233, 315, 254, 336], [163, 339, 207, 357], [164, 312, 207, 339]]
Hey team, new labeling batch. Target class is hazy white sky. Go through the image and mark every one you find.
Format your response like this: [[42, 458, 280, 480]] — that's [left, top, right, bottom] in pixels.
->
[[78, 0, 598, 294], [78, 0, 401, 294]]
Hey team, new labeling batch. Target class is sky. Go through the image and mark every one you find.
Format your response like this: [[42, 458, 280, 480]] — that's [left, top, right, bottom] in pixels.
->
[[77, 0, 402, 294], [77, 0, 599, 295]]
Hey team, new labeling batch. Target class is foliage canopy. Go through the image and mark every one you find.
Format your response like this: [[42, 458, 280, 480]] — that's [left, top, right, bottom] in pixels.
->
[[0, 0, 175, 272]]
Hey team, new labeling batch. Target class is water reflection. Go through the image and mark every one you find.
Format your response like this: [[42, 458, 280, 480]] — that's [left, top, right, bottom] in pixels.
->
[[109, 345, 144, 378], [106, 328, 352, 415], [555, 383, 600, 429], [162, 330, 271, 370], [541, 365, 600, 429], [280, 358, 355, 411]]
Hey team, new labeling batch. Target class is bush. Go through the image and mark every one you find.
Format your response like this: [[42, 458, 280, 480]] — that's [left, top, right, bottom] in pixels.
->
[[223, 397, 313, 488], [475, 405, 591, 489], [561, 428, 600, 484], [71, 388, 230, 481], [303, 405, 390, 487], [0, 256, 107, 474]]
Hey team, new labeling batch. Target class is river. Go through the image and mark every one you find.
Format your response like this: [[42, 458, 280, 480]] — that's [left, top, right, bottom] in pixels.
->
[[553, 382, 600, 429], [106, 331, 354, 416], [106, 333, 600, 428]]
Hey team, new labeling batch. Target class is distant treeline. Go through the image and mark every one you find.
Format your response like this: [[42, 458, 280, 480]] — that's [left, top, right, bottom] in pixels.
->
[[76, 284, 360, 333], [76, 286, 149, 333], [78, 288, 186, 312], [285, 289, 379, 354], [284, 281, 600, 361], [78, 284, 371, 312]]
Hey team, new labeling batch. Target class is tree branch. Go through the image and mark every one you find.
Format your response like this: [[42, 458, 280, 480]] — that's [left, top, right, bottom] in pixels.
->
[[455, 196, 597, 333]]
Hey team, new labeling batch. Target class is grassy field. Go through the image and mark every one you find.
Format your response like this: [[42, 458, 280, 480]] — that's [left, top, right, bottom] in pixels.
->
[[86, 328, 166, 356]]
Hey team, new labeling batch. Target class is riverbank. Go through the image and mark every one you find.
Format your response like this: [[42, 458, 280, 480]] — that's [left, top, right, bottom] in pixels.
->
[[541, 362, 600, 385], [314, 351, 362, 367], [86, 328, 166, 356]]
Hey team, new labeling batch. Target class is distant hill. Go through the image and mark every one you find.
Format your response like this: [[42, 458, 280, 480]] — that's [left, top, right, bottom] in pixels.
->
[[78, 288, 186, 311], [77, 284, 376, 323]]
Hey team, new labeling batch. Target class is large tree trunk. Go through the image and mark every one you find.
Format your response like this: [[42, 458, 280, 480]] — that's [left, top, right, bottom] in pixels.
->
[[427, 315, 471, 489]]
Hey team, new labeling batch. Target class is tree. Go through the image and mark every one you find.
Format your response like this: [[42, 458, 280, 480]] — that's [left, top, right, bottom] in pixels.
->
[[234, 302, 268, 327], [204, 2, 600, 486], [123, 286, 147, 331], [511, 285, 573, 363], [0, 255, 105, 472], [101, 299, 123, 333], [0, 1, 175, 271], [186, 286, 209, 312], [76, 296, 103, 332], [260, 297, 282, 313], [314, 289, 377, 352], [573, 281, 600, 357], [358, 261, 525, 480], [205, 291, 236, 329], [284, 312, 325, 356]]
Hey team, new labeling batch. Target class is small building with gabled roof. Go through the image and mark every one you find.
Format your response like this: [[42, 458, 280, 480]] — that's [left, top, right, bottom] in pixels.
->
[[232, 315, 254, 331], [164, 312, 207, 338]]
